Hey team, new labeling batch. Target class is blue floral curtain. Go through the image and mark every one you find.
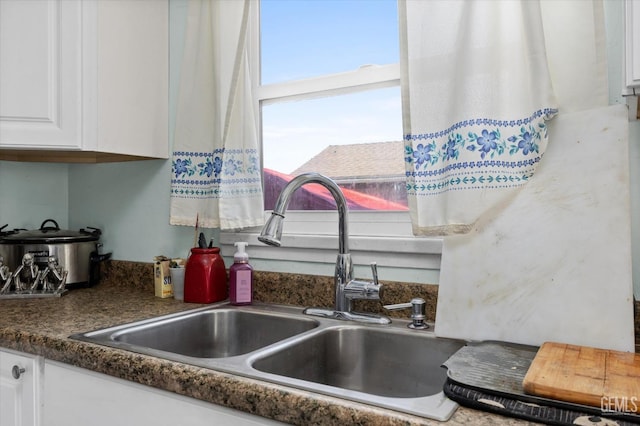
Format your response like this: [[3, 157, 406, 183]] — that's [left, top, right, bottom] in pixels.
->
[[400, 0, 558, 235], [170, 0, 264, 230]]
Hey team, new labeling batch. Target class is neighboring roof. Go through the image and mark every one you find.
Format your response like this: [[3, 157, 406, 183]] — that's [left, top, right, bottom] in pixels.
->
[[291, 141, 405, 180], [263, 168, 408, 211]]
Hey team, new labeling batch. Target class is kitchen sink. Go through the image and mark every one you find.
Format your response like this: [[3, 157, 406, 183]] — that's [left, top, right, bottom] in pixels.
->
[[73, 304, 319, 360], [110, 308, 318, 358], [72, 303, 466, 421], [251, 326, 462, 398]]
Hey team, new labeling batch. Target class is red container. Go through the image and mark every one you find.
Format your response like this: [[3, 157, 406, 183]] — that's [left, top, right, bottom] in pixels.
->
[[184, 247, 227, 303]]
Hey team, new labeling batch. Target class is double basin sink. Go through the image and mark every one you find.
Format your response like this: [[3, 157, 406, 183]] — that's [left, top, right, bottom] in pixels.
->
[[72, 303, 465, 421]]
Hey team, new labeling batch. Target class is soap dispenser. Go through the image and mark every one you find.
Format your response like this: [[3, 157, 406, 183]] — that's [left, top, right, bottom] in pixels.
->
[[229, 242, 253, 305]]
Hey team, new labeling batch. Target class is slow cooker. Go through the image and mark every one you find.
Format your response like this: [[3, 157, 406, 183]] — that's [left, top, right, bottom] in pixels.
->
[[0, 219, 112, 287]]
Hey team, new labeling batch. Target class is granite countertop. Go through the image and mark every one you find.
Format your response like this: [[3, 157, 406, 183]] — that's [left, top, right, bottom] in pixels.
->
[[0, 263, 539, 426]]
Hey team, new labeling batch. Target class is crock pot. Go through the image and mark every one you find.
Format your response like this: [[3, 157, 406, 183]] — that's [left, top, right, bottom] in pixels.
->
[[0, 219, 112, 287]]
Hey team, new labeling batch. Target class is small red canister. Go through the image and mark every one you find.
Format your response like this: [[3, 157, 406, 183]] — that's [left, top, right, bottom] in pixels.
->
[[184, 247, 227, 303]]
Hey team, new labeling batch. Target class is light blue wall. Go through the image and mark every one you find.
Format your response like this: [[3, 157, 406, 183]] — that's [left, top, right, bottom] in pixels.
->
[[0, 161, 69, 229], [67, 161, 193, 261]]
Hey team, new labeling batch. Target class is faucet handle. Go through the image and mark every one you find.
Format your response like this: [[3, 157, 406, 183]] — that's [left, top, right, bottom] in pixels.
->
[[370, 262, 379, 286], [343, 262, 383, 302]]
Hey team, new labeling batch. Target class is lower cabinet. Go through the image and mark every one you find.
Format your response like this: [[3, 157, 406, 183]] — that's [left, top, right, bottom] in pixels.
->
[[43, 361, 284, 426], [1, 348, 284, 426], [0, 348, 41, 426]]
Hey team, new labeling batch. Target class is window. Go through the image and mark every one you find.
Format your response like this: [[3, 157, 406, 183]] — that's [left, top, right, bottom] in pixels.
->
[[222, 0, 441, 284], [259, 0, 406, 211]]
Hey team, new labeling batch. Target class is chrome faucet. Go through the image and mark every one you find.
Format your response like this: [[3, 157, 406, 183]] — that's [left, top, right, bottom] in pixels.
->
[[259, 172, 390, 324]]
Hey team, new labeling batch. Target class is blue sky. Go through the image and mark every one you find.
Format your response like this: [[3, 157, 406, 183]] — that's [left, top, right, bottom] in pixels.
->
[[260, 0, 402, 174], [261, 0, 399, 85]]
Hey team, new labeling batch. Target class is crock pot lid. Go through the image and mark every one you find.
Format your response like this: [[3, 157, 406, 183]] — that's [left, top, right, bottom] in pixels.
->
[[0, 219, 100, 244]]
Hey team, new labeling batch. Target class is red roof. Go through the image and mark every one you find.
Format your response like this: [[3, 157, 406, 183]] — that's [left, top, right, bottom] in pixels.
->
[[264, 169, 408, 211]]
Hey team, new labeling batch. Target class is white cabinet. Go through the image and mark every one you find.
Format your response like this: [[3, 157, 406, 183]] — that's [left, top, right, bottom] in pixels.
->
[[625, 0, 640, 93], [0, 349, 41, 426], [1, 349, 284, 426], [0, 0, 168, 162], [43, 361, 284, 426]]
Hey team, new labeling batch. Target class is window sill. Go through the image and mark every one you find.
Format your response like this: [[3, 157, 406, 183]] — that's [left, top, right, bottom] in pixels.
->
[[220, 211, 442, 284]]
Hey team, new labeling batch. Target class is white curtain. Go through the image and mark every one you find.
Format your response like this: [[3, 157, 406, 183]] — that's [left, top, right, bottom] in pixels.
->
[[400, 0, 607, 236], [170, 0, 264, 230]]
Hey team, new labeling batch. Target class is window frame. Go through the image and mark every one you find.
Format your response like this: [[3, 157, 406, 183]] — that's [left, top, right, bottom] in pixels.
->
[[220, 0, 442, 283]]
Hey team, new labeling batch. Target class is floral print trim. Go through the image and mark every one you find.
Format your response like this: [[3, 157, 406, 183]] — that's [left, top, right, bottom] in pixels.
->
[[171, 148, 262, 199], [405, 108, 556, 195]]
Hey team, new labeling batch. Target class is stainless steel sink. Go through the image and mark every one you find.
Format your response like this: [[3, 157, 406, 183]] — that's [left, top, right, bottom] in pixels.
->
[[72, 303, 466, 421], [110, 308, 318, 358], [73, 304, 319, 361], [251, 326, 462, 398]]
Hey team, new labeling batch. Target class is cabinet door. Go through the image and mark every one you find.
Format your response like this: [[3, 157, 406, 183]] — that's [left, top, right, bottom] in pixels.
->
[[0, 0, 81, 149], [44, 361, 283, 426], [0, 349, 40, 426]]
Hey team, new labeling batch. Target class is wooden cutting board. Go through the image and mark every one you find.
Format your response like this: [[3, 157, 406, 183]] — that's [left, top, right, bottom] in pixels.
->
[[523, 342, 640, 411]]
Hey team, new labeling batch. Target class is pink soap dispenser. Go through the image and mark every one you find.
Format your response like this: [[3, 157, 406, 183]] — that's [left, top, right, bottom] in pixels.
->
[[229, 242, 253, 305]]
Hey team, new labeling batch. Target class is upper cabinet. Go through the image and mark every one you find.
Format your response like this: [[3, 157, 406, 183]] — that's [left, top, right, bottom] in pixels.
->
[[625, 0, 640, 94], [0, 0, 168, 163]]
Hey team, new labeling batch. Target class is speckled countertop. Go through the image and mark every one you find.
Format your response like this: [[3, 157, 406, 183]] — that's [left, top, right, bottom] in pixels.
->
[[0, 260, 555, 425]]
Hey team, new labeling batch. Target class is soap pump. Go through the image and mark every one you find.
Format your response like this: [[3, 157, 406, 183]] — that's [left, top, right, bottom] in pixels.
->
[[229, 242, 253, 305]]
